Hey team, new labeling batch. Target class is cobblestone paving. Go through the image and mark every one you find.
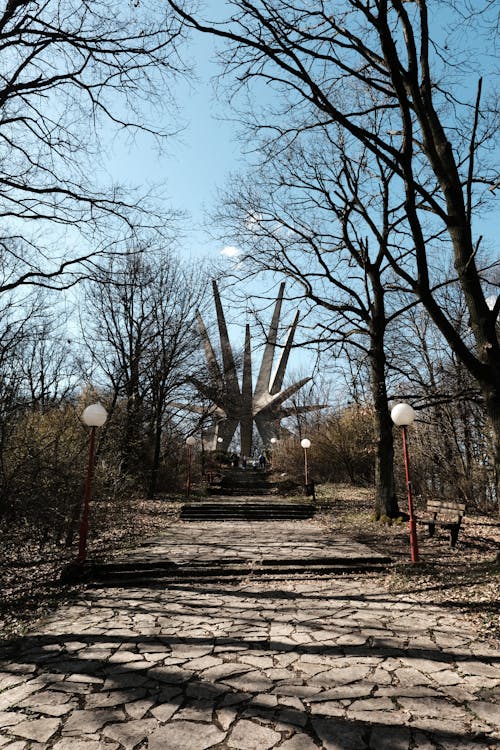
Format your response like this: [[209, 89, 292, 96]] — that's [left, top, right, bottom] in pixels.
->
[[0, 521, 499, 749]]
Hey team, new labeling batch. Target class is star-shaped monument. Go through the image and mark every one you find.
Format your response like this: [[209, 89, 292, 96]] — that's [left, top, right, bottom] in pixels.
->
[[186, 281, 320, 457]]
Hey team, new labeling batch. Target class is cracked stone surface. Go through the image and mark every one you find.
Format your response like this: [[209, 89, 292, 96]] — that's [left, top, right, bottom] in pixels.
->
[[0, 520, 498, 749]]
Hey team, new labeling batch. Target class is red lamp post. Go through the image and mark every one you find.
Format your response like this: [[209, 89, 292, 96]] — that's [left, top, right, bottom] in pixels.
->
[[391, 403, 419, 563], [77, 403, 108, 564], [270, 436, 277, 468], [301, 437, 311, 486], [186, 436, 196, 498]]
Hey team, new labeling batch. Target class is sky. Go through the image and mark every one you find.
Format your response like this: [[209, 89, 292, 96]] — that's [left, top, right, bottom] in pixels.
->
[[106, 27, 245, 263], [104, 3, 500, 272], [101, 19, 309, 376], [100, 1, 499, 379]]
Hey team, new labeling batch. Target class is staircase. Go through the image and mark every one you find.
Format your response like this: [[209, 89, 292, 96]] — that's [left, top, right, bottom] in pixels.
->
[[180, 501, 314, 521], [85, 552, 392, 587], [62, 469, 393, 588], [207, 468, 276, 496], [180, 467, 313, 522]]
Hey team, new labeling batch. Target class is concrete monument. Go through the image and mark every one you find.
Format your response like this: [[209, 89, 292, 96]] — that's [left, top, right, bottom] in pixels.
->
[[188, 281, 317, 456]]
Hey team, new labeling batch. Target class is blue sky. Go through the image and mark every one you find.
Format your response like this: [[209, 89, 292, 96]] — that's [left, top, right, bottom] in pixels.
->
[[92, 2, 498, 400], [103, 2, 499, 305], [104, 4, 499, 270], [104, 26, 245, 263]]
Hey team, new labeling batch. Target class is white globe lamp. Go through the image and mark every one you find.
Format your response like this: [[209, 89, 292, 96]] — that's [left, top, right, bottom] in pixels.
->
[[391, 403, 415, 427], [82, 402, 108, 427]]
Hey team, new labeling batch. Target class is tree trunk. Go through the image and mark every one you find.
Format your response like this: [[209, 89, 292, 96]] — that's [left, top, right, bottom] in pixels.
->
[[483, 387, 500, 512], [371, 353, 398, 519], [148, 415, 162, 498], [369, 274, 399, 519]]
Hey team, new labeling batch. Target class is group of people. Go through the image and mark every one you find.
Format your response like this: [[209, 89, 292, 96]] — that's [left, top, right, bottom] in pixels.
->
[[231, 453, 267, 470]]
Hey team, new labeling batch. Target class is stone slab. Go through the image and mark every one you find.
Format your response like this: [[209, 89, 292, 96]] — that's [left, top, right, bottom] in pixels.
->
[[0, 519, 498, 750]]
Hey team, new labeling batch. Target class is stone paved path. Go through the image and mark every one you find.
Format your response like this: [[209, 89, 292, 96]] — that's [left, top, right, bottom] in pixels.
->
[[112, 523, 384, 564], [1, 520, 499, 749]]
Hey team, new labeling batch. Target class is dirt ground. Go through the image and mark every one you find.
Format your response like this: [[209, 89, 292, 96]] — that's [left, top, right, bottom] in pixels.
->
[[315, 483, 500, 648], [1, 484, 499, 647]]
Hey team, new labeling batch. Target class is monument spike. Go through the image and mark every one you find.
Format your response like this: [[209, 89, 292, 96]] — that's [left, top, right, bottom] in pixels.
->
[[242, 324, 253, 402], [254, 413, 281, 445], [254, 282, 285, 399], [196, 310, 223, 385], [266, 376, 312, 410], [168, 401, 217, 415], [279, 404, 327, 417], [216, 417, 239, 453], [269, 310, 300, 395], [240, 324, 253, 457], [212, 280, 241, 402], [189, 376, 226, 409]]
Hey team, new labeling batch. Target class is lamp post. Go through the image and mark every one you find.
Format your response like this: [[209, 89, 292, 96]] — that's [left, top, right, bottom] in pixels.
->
[[391, 403, 419, 563], [186, 436, 196, 498], [77, 402, 107, 564], [270, 437, 277, 468], [300, 438, 311, 487], [216, 435, 224, 468]]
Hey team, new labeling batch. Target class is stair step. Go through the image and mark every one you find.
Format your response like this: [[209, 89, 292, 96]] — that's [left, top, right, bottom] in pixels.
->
[[182, 500, 314, 511], [89, 568, 387, 586], [182, 518, 313, 522], [181, 508, 314, 516], [207, 489, 273, 496], [181, 503, 313, 518], [85, 558, 390, 586], [182, 513, 313, 516], [181, 519, 314, 522], [220, 482, 276, 487], [181, 514, 315, 521], [182, 512, 313, 515]]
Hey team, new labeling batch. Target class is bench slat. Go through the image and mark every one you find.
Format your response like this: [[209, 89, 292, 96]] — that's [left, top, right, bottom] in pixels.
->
[[427, 500, 465, 513]]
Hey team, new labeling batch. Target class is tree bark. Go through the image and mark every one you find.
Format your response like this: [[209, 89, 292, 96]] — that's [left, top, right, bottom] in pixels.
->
[[483, 386, 500, 511], [369, 274, 398, 519]]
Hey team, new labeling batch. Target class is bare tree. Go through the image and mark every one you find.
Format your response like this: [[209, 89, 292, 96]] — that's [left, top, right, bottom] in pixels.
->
[[144, 263, 208, 495], [167, 0, 500, 505], [0, 292, 41, 497], [18, 313, 77, 409], [0, 0, 186, 292], [215, 132, 408, 517], [82, 246, 207, 492], [0, 287, 79, 526], [388, 298, 495, 509]]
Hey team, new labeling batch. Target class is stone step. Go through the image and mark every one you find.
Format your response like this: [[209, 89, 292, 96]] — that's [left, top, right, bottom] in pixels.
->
[[220, 471, 274, 487], [182, 506, 314, 511], [183, 513, 312, 516], [181, 508, 313, 514], [84, 555, 391, 586], [182, 517, 313, 522], [180, 511, 314, 516], [212, 478, 276, 488], [207, 487, 273, 496], [180, 503, 315, 521], [181, 521, 315, 524], [221, 468, 272, 478]]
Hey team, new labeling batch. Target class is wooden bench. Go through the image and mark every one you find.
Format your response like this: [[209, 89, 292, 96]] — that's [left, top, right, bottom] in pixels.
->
[[419, 499, 466, 548]]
